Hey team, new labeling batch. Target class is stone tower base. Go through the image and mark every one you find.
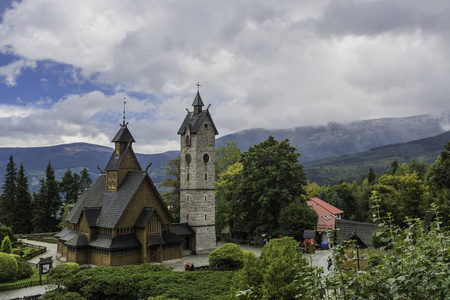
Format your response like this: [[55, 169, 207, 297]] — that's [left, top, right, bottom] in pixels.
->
[[192, 225, 216, 255]]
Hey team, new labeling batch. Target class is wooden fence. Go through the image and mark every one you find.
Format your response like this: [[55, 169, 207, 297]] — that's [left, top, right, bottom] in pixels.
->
[[0, 280, 48, 292]]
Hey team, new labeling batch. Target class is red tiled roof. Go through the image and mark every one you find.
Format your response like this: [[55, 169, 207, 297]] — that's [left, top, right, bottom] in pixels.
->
[[307, 198, 344, 232]]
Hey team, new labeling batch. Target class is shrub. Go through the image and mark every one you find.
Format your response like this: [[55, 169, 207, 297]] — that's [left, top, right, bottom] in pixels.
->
[[0, 252, 18, 283], [0, 226, 17, 244], [48, 262, 81, 287], [208, 243, 245, 269], [1, 235, 12, 253], [371, 228, 392, 249], [12, 254, 33, 280]]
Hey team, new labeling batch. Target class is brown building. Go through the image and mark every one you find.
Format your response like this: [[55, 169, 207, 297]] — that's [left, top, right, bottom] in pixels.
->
[[55, 120, 183, 266]]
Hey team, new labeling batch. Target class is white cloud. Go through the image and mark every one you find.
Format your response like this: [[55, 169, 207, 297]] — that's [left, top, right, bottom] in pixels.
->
[[0, 59, 36, 86], [0, 0, 449, 152]]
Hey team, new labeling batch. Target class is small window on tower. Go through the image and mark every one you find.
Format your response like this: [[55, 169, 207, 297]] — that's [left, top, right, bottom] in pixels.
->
[[205, 214, 207, 220], [187, 196, 189, 201], [204, 123, 208, 128], [204, 195, 207, 201], [203, 153, 209, 163], [205, 173, 207, 180], [185, 154, 191, 163], [187, 173, 189, 181], [187, 214, 189, 220], [186, 135, 190, 146]]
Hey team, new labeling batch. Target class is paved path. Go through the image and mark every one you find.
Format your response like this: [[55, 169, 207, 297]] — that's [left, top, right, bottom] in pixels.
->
[[163, 241, 331, 273], [1, 239, 59, 300]]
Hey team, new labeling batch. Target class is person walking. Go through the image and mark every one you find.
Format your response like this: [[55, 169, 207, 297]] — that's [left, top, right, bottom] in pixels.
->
[[185, 262, 190, 271]]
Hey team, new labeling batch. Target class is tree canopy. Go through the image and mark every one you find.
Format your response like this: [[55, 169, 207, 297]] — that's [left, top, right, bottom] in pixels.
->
[[239, 136, 307, 235]]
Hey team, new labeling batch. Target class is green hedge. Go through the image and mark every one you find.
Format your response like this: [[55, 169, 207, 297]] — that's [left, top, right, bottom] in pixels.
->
[[208, 243, 245, 269], [41, 263, 237, 300], [0, 252, 18, 283]]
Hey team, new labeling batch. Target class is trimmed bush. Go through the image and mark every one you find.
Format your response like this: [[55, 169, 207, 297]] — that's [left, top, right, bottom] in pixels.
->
[[48, 262, 81, 287], [0, 252, 18, 283], [11, 254, 33, 280], [208, 243, 245, 269]]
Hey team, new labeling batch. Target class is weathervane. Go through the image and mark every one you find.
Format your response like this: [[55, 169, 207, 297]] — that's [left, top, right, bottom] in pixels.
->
[[196, 82, 201, 92], [122, 97, 127, 127]]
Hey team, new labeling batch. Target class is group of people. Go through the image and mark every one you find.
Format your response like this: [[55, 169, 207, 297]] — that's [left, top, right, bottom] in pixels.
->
[[184, 262, 195, 271]]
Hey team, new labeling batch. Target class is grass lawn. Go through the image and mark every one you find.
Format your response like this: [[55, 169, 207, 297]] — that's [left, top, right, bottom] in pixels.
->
[[0, 268, 48, 287]]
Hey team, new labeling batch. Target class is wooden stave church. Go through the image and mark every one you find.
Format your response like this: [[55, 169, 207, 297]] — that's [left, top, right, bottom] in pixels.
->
[[55, 120, 184, 266]]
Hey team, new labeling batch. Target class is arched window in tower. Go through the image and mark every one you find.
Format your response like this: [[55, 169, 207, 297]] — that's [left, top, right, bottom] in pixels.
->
[[205, 173, 207, 180], [204, 123, 208, 129], [186, 135, 190, 146]]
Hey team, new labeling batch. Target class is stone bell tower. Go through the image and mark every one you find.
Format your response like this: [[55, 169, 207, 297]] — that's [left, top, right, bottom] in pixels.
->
[[177, 84, 218, 254]]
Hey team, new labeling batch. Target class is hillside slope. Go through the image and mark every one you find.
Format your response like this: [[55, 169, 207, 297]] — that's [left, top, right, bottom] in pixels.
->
[[303, 131, 450, 185]]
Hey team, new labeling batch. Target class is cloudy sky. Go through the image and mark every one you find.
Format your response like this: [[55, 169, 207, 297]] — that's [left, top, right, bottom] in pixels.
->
[[0, 0, 449, 154]]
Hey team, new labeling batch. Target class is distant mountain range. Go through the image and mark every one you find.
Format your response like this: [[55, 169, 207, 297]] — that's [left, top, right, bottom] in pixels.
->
[[0, 113, 449, 190]]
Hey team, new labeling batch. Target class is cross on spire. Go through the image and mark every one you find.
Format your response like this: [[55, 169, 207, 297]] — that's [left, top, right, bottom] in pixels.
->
[[196, 82, 201, 92]]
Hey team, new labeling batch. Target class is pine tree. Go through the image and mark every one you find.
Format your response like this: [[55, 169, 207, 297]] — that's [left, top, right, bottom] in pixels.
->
[[15, 163, 33, 234], [1, 235, 12, 254], [80, 168, 92, 191], [332, 193, 342, 210], [0, 156, 17, 229], [60, 169, 78, 203], [32, 161, 62, 232]]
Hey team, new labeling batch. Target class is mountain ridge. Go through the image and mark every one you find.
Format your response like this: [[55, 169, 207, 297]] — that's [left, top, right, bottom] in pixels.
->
[[0, 113, 449, 190]]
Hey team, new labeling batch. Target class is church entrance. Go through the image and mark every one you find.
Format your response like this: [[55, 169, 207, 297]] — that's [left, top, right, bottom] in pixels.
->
[[148, 246, 160, 263]]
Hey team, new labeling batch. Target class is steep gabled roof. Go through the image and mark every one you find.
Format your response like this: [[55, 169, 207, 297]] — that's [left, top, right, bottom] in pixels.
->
[[335, 219, 376, 248], [177, 110, 218, 135], [105, 141, 136, 171], [134, 207, 155, 228], [111, 125, 135, 143], [307, 197, 344, 232], [67, 172, 146, 228]]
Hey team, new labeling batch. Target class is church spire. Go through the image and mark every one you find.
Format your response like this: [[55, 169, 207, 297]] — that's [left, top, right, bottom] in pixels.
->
[[192, 82, 204, 114]]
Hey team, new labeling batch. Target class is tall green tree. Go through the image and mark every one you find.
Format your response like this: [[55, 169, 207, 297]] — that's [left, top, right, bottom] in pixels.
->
[[215, 162, 244, 235], [240, 136, 307, 235], [215, 141, 241, 176], [334, 182, 357, 219], [32, 161, 62, 232], [278, 199, 318, 241], [79, 168, 93, 190], [15, 163, 33, 234], [159, 157, 180, 222], [0, 156, 17, 229], [60, 168, 79, 203]]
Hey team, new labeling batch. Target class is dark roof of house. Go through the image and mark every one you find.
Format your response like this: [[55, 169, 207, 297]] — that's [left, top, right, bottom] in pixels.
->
[[111, 125, 135, 143], [66, 172, 146, 228], [55, 227, 79, 242], [89, 234, 141, 250], [148, 235, 165, 246], [105, 141, 137, 171], [172, 223, 195, 236], [177, 110, 218, 135], [66, 234, 89, 247], [335, 219, 376, 248], [162, 230, 184, 244], [84, 207, 101, 227], [135, 207, 155, 228]]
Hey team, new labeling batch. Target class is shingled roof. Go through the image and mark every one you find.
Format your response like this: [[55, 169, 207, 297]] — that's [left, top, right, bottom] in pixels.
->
[[177, 110, 218, 135], [111, 125, 135, 143], [335, 219, 376, 248], [89, 234, 141, 250], [66, 172, 147, 228], [307, 198, 344, 232]]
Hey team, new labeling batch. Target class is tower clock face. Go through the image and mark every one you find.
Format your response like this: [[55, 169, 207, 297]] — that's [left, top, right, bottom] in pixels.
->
[[185, 154, 191, 163], [203, 153, 209, 163]]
